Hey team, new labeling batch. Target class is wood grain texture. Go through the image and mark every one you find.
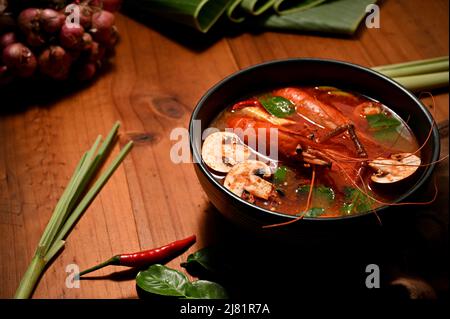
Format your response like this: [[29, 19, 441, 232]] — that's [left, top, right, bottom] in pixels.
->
[[0, 0, 448, 298]]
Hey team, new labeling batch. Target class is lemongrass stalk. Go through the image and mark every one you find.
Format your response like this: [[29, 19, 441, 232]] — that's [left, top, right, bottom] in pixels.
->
[[36, 151, 88, 257], [14, 255, 47, 299], [39, 135, 103, 256], [393, 71, 449, 92], [373, 56, 449, 72], [379, 60, 449, 78], [15, 122, 131, 299], [54, 141, 134, 243]]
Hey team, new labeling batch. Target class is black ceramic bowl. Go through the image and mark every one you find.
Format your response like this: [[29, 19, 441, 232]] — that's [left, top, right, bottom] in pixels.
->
[[189, 58, 440, 239]]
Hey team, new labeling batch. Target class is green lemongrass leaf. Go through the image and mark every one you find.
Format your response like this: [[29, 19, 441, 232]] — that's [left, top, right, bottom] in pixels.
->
[[44, 240, 65, 263], [393, 71, 449, 92], [186, 280, 228, 299], [15, 122, 132, 299], [55, 141, 133, 243], [378, 60, 449, 78], [260, 0, 377, 35], [136, 264, 191, 297], [37, 151, 88, 254], [274, 0, 327, 15], [38, 134, 102, 256], [241, 0, 276, 15], [259, 96, 295, 118], [227, 0, 246, 23], [372, 56, 449, 72], [125, 0, 233, 33]]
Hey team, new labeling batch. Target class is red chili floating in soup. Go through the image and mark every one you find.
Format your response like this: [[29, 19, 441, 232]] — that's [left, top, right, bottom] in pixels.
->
[[202, 86, 421, 218]]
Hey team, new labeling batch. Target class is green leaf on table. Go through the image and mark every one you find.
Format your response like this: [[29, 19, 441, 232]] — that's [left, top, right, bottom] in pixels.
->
[[136, 264, 191, 297], [366, 113, 401, 130], [274, 0, 327, 15], [341, 187, 374, 215], [259, 96, 295, 118], [136, 264, 229, 299], [260, 0, 378, 35], [125, 0, 233, 33], [186, 280, 228, 299], [182, 247, 217, 273], [241, 0, 276, 15]]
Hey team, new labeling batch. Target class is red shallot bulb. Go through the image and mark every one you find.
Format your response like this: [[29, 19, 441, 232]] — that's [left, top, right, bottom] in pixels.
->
[[76, 62, 97, 81], [91, 10, 115, 44], [40, 9, 65, 33], [38, 45, 72, 80], [18, 8, 41, 35], [0, 32, 17, 50], [2, 43, 37, 78], [59, 22, 85, 49]]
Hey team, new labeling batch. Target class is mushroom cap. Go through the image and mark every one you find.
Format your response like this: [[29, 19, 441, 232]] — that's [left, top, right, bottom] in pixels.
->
[[202, 131, 251, 173], [224, 160, 274, 200], [369, 153, 421, 184]]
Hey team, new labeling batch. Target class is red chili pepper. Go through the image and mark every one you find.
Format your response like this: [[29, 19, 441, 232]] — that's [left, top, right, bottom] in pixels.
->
[[79, 235, 196, 276], [231, 98, 262, 111]]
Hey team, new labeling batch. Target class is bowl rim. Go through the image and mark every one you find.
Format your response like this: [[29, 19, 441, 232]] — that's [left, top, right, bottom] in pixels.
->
[[189, 58, 441, 222]]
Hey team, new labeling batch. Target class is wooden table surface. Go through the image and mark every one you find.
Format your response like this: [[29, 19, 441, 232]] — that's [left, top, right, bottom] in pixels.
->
[[0, 0, 448, 299]]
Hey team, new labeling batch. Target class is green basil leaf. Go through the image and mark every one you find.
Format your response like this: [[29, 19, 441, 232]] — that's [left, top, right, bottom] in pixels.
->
[[182, 247, 217, 273], [366, 113, 401, 129], [136, 264, 191, 297], [341, 187, 374, 215], [372, 126, 399, 141], [259, 96, 295, 118], [273, 166, 288, 184], [297, 185, 335, 203], [185, 280, 228, 299]]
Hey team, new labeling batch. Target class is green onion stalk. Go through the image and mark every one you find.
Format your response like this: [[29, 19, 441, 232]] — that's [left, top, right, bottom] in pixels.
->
[[14, 122, 133, 299]]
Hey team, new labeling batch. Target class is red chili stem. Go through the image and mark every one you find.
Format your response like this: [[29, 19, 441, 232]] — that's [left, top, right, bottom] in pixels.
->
[[79, 235, 196, 277]]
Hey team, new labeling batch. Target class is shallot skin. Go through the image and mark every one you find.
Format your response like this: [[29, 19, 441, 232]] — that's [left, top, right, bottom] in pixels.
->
[[91, 10, 115, 45], [38, 46, 72, 80], [2, 43, 37, 78], [40, 9, 65, 33], [0, 32, 17, 50], [59, 22, 85, 49]]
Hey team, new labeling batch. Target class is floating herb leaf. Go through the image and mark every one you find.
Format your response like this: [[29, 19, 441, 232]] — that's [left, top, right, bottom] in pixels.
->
[[259, 96, 295, 118], [366, 113, 401, 129], [300, 207, 326, 218], [273, 166, 288, 184], [341, 187, 374, 215], [297, 185, 335, 203], [136, 264, 228, 299]]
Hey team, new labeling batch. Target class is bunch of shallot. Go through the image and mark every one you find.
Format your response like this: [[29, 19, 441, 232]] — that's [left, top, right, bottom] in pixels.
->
[[0, 0, 122, 86]]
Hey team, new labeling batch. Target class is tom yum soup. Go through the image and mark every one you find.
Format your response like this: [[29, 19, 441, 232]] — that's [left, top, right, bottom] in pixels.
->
[[201, 86, 422, 219]]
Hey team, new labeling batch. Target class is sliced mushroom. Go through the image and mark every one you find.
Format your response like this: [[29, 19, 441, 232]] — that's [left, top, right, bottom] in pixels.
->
[[369, 153, 421, 183], [202, 132, 251, 173], [224, 160, 274, 200]]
